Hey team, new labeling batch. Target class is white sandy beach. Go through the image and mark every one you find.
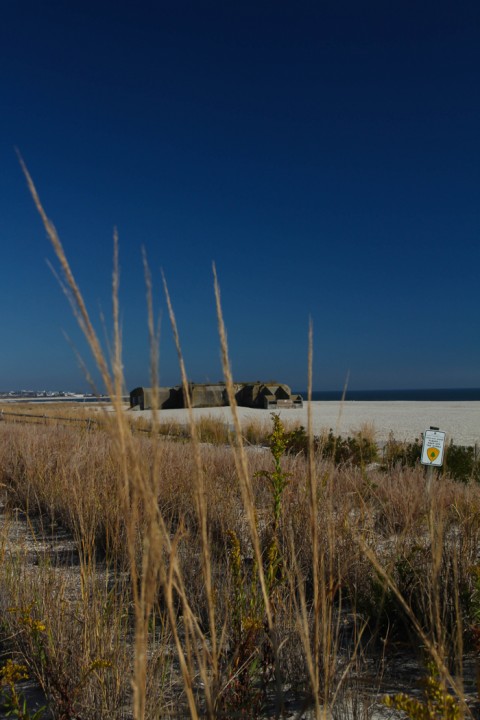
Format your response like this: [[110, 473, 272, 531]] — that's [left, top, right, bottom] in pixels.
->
[[134, 401, 480, 446]]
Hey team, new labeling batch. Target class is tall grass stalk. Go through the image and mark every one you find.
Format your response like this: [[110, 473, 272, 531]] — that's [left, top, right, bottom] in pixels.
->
[[213, 265, 287, 712], [162, 271, 219, 718], [20, 158, 164, 720]]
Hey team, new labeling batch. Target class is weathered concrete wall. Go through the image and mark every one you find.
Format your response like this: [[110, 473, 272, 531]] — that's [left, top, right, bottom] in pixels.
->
[[190, 384, 227, 408], [130, 387, 147, 410]]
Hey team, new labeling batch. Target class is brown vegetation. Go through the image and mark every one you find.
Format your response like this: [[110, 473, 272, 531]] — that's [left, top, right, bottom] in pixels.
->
[[1, 416, 480, 718]]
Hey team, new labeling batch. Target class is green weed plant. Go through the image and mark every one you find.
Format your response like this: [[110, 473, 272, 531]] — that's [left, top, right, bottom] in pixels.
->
[[0, 659, 46, 720], [383, 662, 461, 719]]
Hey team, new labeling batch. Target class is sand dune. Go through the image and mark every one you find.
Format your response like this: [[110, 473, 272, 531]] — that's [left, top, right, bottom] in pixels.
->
[[135, 400, 480, 446]]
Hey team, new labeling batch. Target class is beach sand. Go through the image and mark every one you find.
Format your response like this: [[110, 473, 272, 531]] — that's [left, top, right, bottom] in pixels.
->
[[134, 400, 480, 446]]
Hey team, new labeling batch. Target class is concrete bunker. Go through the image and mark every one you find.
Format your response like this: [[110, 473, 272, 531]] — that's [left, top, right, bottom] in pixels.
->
[[130, 382, 302, 411]]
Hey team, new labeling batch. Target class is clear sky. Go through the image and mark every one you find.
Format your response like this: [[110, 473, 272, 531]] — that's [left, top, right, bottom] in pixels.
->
[[1, 0, 479, 392]]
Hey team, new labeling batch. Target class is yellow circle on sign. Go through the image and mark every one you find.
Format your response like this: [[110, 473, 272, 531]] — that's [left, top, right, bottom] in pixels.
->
[[428, 448, 439, 462]]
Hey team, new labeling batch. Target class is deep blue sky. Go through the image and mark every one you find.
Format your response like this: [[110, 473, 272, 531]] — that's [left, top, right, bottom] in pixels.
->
[[1, 0, 479, 392]]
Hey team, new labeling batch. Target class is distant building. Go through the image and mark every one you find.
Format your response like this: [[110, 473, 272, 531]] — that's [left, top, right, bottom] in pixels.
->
[[129, 382, 303, 411]]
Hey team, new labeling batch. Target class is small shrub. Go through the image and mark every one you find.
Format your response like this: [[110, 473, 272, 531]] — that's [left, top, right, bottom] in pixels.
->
[[280, 425, 379, 466], [382, 434, 422, 469], [445, 443, 480, 483], [320, 430, 378, 466], [283, 425, 310, 455]]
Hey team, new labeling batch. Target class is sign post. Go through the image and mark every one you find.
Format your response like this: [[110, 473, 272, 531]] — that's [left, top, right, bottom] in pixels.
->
[[421, 427, 446, 491]]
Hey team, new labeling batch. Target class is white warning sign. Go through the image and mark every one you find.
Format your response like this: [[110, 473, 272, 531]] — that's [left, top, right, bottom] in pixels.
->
[[421, 429, 446, 467]]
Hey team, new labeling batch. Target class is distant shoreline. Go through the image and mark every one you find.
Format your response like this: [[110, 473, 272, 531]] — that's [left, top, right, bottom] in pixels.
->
[[2, 388, 480, 402], [296, 388, 480, 402]]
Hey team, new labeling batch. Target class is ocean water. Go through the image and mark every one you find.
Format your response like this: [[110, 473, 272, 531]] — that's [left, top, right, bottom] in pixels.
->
[[296, 388, 480, 402]]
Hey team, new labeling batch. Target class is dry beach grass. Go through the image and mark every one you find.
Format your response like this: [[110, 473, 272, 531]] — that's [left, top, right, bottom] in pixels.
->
[[1, 165, 480, 719], [2, 419, 480, 719]]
